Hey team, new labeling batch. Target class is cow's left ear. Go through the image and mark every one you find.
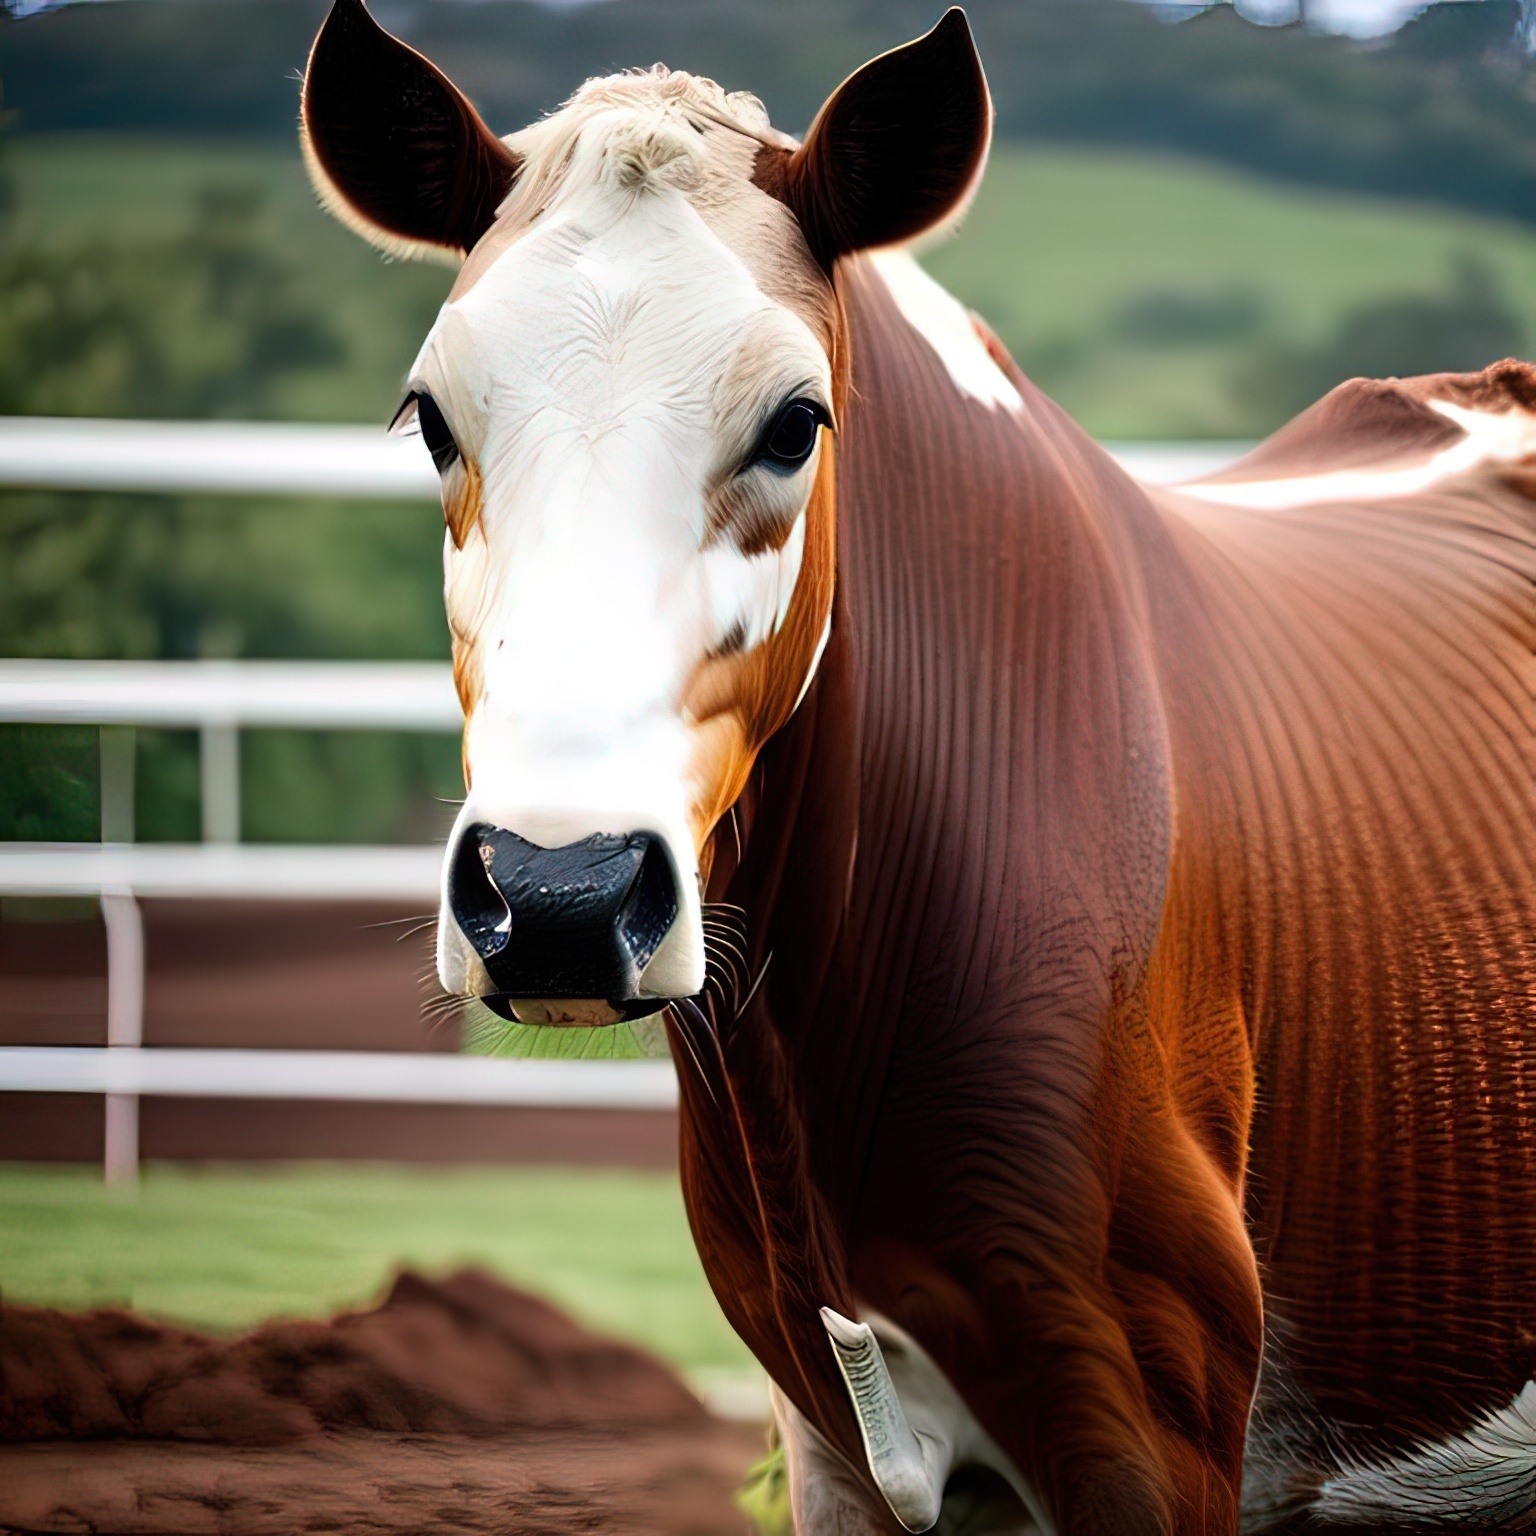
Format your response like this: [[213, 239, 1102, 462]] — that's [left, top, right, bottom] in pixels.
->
[[301, 0, 521, 262], [757, 8, 991, 270]]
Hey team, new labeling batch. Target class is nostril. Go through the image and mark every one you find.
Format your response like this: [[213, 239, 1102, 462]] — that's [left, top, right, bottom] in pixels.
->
[[616, 837, 678, 975], [449, 827, 513, 960], [447, 824, 681, 1002]]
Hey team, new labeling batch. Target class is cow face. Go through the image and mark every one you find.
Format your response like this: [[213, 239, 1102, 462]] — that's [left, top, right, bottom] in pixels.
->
[[302, 1, 990, 1024]]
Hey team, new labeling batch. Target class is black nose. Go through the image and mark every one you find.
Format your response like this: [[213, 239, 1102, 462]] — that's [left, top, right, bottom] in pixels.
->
[[448, 823, 680, 1013]]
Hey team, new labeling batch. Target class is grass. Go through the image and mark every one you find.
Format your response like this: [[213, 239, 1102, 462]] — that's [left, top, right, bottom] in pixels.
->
[[0, 1162, 756, 1379], [12, 134, 1536, 437], [923, 145, 1536, 436]]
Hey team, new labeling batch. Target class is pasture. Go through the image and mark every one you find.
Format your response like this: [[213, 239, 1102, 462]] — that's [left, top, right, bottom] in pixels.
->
[[0, 1162, 757, 1384], [10, 134, 1536, 437]]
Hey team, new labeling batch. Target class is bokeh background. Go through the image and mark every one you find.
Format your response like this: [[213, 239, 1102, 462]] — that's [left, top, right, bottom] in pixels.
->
[[4, 0, 1536, 844], [2, 0, 1535, 1486]]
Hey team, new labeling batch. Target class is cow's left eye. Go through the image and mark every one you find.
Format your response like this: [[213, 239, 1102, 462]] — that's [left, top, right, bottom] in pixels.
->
[[394, 389, 461, 473], [754, 399, 828, 472], [415, 393, 461, 473]]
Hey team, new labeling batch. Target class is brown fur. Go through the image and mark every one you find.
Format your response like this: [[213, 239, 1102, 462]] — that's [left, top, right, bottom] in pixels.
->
[[673, 260, 1536, 1533]]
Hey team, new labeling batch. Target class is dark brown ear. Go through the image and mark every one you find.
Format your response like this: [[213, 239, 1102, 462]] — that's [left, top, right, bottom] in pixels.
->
[[756, 8, 991, 270], [301, 0, 521, 261]]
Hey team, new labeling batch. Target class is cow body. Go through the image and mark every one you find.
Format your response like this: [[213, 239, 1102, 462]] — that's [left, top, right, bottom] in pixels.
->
[[677, 256, 1536, 1533], [300, 8, 1536, 1529]]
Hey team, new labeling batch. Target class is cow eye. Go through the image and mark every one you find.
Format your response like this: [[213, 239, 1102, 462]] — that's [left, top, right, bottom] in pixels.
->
[[391, 390, 460, 473], [414, 392, 460, 473], [754, 398, 828, 472]]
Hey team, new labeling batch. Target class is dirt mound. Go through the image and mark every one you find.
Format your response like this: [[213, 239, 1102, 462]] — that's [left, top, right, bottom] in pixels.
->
[[0, 1273, 763, 1535], [1, 1268, 704, 1445], [0, 1268, 704, 1444]]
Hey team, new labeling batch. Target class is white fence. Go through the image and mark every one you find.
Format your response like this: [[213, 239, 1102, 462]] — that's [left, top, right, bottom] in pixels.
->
[[0, 415, 1245, 498], [0, 418, 1245, 1181]]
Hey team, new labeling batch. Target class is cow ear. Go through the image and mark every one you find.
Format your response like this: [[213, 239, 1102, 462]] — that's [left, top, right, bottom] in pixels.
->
[[301, 0, 521, 262], [763, 8, 991, 270]]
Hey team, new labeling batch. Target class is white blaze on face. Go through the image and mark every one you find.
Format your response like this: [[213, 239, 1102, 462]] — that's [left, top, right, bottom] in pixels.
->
[[420, 163, 833, 1000]]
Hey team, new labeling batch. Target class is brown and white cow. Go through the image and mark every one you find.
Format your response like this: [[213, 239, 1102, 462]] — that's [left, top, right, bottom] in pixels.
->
[[302, 5, 1536, 1531]]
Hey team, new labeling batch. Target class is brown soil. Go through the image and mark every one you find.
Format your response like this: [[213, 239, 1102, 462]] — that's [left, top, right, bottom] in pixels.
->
[[0, 1271, 764, 1535]]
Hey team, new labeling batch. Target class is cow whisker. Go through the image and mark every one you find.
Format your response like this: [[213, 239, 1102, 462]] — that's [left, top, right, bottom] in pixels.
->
[[360, 912, 436, 930], [391, 918, 440, 944], [701, 922, 749, 968], [668, 998, 720, 1107], [737, 950, 773, 1018], [702, 935, 748, 986]]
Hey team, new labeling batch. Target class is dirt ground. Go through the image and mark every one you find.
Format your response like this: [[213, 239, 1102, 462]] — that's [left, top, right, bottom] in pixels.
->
[[0, 1269, 765, 1536]]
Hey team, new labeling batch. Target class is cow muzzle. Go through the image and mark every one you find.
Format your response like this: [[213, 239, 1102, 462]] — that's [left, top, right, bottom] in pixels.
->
[[446, 822, 682, 1024]]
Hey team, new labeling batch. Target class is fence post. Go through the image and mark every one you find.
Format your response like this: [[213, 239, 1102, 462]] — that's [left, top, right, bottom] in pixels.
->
[[100, 887, 144, 1187], [200, 721, 241, 844], [99, 725, 136, 844]]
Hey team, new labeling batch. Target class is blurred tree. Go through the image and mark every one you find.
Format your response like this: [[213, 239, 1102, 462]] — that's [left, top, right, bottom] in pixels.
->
[[0, 725, 97, 843], [0, 178, 458, 842], [0, 186, 340, 419], [1231, 254, 1527, 421], [6, 0, 1535, 226], [1112, 285, 1268, 345]]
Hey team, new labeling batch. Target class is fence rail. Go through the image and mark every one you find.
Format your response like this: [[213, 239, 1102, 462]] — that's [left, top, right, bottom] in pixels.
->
[[0, 415, 1249, 497], [0, 417, 440, 499], [0, 841, 442, 900], [0, 1048, 677, 1109], [0, 419, 1249, 1180], [0, 658, 460, 731]]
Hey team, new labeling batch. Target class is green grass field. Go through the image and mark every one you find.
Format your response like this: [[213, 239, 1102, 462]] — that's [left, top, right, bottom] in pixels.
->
[[925, 146, 1536, 435], [0, 1163, 756, 1384], [7, 135, 455, 427], [11, 135, 1536, 436]]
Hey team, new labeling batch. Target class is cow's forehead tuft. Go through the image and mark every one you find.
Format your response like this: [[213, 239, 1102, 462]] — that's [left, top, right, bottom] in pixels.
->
[[445, 68, 831, 351]]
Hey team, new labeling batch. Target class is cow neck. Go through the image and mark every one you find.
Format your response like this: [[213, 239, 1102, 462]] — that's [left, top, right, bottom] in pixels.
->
[[673, 252, 1177, 1452]]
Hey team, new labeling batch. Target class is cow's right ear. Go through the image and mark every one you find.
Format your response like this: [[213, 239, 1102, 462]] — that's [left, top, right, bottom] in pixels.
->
[[301, 0, 521, 262]]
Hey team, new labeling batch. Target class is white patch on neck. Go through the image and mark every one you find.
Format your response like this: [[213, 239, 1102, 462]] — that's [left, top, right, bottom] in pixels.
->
[[1178, 399, 1536, 511], [1318, 1379, 1536, 1527], [867, 249, 1024, 414], [790, 611, 832, 717], [819, 1306, 1048, 1534]]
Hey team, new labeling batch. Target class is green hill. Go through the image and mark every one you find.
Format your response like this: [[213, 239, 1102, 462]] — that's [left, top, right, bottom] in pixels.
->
[[925, 144, 1536, 437], [10, 133, 1534, 437], [5, 0, 1536, 228]]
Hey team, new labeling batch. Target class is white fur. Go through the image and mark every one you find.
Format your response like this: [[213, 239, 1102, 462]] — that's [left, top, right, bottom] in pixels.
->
[[869, 249, 1024, 414], [1319, 1380, 1536, 1527], [1178, 399, 1536, 511], [423, 120, 831, 1000], [793, 612, 833, 717], [818, 1306, 1047, 1535]]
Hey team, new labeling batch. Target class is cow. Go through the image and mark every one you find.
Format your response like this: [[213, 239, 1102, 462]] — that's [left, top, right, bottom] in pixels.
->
[[301, 5, 1536, 1531]]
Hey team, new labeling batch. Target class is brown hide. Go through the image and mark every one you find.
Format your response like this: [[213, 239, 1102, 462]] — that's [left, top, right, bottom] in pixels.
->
[[1143, 370, 1536, 1470], [676, 260, 1265, 1534], [677, 256, 1536, 1531]]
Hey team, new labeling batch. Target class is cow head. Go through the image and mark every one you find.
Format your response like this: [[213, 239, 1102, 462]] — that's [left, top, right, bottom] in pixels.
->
[[302, 0, 991, 1024]]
